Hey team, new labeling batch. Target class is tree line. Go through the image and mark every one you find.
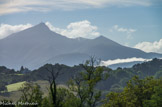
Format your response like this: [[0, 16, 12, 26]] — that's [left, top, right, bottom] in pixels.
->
[[0, 57, 162, 107]]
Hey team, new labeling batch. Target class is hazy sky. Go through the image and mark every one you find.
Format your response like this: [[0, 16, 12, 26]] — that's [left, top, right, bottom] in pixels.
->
[[0, 0, 162, 53]]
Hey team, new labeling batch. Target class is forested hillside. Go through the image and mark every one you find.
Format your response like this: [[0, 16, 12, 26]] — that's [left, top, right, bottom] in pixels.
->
[[0, 58, 162, 106]]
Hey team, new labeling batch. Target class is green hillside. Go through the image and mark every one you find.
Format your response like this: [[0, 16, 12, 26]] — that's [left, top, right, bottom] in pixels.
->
[[6, 81, 26, 92]]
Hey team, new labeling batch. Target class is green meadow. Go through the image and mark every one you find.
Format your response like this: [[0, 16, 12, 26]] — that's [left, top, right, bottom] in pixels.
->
[[6, 81, 26, 92]]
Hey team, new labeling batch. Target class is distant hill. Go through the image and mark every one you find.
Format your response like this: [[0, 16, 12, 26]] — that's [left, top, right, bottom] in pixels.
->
[[0, 58, 162, 93], [0, 22, 162, 69], [108, 61, 142, 69]]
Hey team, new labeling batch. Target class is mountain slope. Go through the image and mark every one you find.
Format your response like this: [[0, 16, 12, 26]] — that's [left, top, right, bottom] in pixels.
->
[[0, 23, 161, 69]]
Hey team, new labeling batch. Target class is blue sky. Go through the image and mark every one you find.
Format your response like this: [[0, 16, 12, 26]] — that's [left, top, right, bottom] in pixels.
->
[[0, 0, 162, 53]]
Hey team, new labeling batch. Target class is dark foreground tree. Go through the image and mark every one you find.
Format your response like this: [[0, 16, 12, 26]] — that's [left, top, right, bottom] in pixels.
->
[[18, 82, 43, 107], [68, 57, 108, 107], [44, 64, 63, 107], [102, 76, 162, 107], [143, 80, 162, 107], [42, 87, 80, 107]]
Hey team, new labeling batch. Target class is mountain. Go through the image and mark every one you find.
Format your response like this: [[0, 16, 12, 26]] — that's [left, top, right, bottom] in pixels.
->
[[0, 23, 162, 69]]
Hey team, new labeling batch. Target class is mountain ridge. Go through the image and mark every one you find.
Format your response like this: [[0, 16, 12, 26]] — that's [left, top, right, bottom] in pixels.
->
[[0, 23, 161, 69]]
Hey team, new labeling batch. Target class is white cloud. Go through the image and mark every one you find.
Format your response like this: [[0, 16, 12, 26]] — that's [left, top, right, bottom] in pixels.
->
[[0, 20, 100, 39], [100, 57, 152, 66], [0, 23, 32, 39], [0, 0, 154, 15], [45, 20, 100, 39], [110, 25, 136, 39], [134, 39, 162, 53]]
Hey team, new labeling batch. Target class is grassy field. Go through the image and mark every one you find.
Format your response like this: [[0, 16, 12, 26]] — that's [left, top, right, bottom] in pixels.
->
[[32, 80, 68, 96], [14, 74, 24, 76], [0, 80, 68, 101], [6, 81, 26, 92]]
